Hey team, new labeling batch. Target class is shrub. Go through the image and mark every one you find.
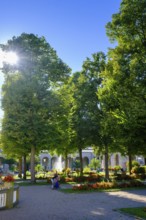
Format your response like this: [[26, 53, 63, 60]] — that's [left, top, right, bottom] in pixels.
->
[[26, 171, 31, 176], [36, 173, 46, 179], [131, 166, 145, 174], [73, 184, 92, 190], [141, 166, 146, 173], [89, 158, 101, 170], [72, 180, 144, 191], [65, 177, 73, 182], [114, 165, 122, 171], [66, 168, 71, 175], [132, 160, 140, 167], [129, 180, 144, 187], [72, 160, 80, 169], [35, 164, 43, 172], [83, 166, 91, 173], [73, 176, 87, 182], [127, 160, 140, 169], [114, 173, 132, 181]]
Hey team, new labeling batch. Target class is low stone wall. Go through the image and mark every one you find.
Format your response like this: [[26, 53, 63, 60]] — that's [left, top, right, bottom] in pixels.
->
[[0, 185, 19, 209]]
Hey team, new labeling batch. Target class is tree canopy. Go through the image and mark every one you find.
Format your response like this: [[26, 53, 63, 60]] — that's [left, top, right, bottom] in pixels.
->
[[0, 33, 71, 182], [1, 0, 146, 179]]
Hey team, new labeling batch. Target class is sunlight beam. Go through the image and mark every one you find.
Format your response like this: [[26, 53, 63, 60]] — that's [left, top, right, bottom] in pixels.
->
[[0, 50, 18, 67]]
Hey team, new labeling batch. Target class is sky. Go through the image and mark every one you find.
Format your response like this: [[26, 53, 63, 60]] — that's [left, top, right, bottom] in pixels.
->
[[0, 0, 122, 119]]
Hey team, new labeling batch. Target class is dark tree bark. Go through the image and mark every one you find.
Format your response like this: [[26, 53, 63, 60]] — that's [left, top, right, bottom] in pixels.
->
[[79, 148, 83, 176]]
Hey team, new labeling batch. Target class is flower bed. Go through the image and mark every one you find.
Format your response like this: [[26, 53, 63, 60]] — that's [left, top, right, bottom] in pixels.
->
[[51, 174, 102, 184], [72, 180, 145, 191]]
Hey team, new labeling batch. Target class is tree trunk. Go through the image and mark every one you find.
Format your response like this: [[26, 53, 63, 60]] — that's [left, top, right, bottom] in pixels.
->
[[18, 157, 22, 178], [104, 144, 109, 180], [128, 153, 132, 175], [23, 155, 27, 180], [64, 151, 68, 170], [79, 148, 83, 176], [31, 146, 36, 183]]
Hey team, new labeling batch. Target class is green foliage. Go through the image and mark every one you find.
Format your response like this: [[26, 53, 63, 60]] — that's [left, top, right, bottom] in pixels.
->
[[35, 164, 43, 172], [113, 165, 122, 171], [132, 160, 140, 167], [142, 166, 146, 173], [3, 158, 16, 165], [98, 0, 146, 165], [0, 33, 71, 183], [72, 160, 80, 169], [106, 0, 146, 47], [65, 168, 71, 175], [68, 52, 106, 148], [126, 160, 140, 170], [9, 164, 16, 172], [131, 166, 145, 174], [83, 166, 91, 173], [62, 167, 71, 175], [120, 207, 146, 220], [67, 52, 106, 175], [26, 171, 31, 176], [89, 158, 101, 170], [72, 179, 144, 191], [1, 1, 146, 183]]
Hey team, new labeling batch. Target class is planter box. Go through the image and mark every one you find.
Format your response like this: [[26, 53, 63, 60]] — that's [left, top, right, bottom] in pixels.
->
[[0, 185, 19, 209]]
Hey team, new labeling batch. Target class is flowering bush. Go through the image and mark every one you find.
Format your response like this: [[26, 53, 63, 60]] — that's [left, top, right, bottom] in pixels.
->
[[72, 180, 144, 191], [73, 184, 93, 190], [3, 175, 15, 182]]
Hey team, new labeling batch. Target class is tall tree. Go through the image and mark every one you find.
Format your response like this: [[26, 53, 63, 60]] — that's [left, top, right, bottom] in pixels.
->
[[0, 33, 71, 182], [68, 52, 106, 175], [99, 0, 146, 172]]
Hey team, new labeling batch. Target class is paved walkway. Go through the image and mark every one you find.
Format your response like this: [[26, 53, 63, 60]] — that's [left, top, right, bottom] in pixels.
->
[[1, 185, 146, 220]]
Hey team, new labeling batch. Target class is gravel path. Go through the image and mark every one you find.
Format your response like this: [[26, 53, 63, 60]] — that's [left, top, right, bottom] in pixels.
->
[[0, 185, 146, 220]]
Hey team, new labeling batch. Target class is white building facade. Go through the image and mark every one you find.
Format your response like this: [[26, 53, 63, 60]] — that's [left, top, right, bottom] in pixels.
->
[[39, 147, 95, 171], [39, 148, 145, 171]]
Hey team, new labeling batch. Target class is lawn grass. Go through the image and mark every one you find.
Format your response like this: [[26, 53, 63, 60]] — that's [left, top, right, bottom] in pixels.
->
[[60, 189, 121, 193], [119, 207, 146, 219]]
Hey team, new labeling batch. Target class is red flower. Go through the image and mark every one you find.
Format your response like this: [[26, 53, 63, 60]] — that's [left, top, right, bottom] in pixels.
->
[[3, 175, 15, 182]]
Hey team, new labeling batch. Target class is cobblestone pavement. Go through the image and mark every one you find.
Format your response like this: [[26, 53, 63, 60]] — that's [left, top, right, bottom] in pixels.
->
[[0, 185, 146, 220]]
